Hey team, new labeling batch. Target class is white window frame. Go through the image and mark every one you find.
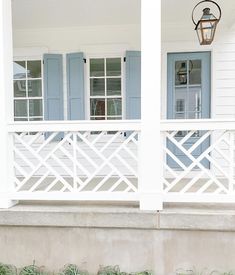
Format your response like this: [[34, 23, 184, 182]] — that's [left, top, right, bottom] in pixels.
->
[[13, 56, 44, 121], [85, 53, 125, 120]]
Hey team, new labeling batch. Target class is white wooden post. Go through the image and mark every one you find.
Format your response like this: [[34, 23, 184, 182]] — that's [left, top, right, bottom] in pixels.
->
[[139, 0, 163, 210], [0, 0, 17, 208]]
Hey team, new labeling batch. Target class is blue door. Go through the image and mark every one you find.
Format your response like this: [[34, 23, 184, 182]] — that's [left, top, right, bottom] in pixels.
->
[[167, 52, 211, 169]]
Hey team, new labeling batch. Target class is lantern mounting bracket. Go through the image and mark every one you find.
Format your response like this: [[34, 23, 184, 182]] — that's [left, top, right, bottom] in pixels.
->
[[192, 0, 222, 26]]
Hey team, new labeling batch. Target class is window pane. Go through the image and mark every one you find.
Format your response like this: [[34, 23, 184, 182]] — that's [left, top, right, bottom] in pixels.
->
[[29, 99, 42, 117], [107, 98, 122, 116], [14, 80, 26, 97], [90, 59, 105, 77], [14, 117, 28, 121], [14, 100, 27, 117], [13, 61, 26, 79], [29, 117, 43, 121], [90, 79, 105, 96], [90, 117, 105, 120], [107, 116, 122, 120], [27, 60, 41, 78], [106, 58, 121, 76], [28, 80, 42, 97], [189, 60, 201, 85], [107, 78, 121, 96], [90, 99, 105, 116], [175, 61, 187, 85]]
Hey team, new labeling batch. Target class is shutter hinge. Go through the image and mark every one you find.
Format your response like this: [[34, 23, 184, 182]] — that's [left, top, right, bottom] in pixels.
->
[[83, 58, 87, 63], [124, 57, 126, 62]]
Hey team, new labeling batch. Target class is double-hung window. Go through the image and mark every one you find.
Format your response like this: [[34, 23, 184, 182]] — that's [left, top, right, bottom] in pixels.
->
[[89, 57, 123, 120], [13, 56, 123, 121], [13, 60, 43, 121]]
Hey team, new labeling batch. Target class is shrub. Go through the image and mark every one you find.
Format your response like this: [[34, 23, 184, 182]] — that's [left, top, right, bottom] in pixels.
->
[[59, 264, 88, 275], [0, 263, 17, 275], [97, 266, 152, 275], [19, 263, 46, 275]]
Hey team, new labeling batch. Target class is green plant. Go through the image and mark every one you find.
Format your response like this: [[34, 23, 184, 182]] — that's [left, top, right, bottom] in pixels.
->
[[97, 266, 122, 275], [60, 264, 88, 275], [0, 263, 17, 275], [97, 266, 152, 275], [19, 262, 46, 275]]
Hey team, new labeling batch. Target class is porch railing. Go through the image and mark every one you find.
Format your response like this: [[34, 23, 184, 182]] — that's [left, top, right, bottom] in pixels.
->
[[5, 119, 235, 206], [7, 120, 140, 201], [162, 119, 235, 203]]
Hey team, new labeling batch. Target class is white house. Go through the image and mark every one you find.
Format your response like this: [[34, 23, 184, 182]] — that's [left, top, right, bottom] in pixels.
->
[[1, 0, 234, 209], [2, 0, 235, 274], [1, 0, 235, 211]]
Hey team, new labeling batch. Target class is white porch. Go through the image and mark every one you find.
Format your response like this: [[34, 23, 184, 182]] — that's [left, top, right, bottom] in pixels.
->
[[1, 0, 235, 210]]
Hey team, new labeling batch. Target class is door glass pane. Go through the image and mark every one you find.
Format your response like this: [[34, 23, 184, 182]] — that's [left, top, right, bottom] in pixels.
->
[[189, 60, 201, 85], [13, 61, 26, 79], [27, 61, 41, 78], [14, 100, 27, 117], [174, 87, 187, 119], [28, 80, 42, 97], [107, 98, 122, 116], [188, 87, 201, 113], [107, 78, 121, 96], [90, 79, 105, 96], [175, 61, 187, 85], [106, 58, 121, 76], [29, 99, 43, 117], [14, 80, 26, 97], [90, 59, 105, 77], [90, 98, 105, 116]]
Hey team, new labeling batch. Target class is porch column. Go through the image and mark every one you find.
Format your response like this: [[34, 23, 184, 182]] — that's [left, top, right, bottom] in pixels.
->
[[0, 0, 17, 208], [139, 0, 163, 210]]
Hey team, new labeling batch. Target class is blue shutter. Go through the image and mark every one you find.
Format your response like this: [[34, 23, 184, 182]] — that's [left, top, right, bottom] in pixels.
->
[[43, 54, 64, 121], [67, 53, 85, 120], [126, 51, 141, 119], [43, 54, 64, 140]]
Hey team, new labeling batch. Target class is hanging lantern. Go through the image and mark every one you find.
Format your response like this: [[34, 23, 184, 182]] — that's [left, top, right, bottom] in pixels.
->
[[192, 0, 222, 45]]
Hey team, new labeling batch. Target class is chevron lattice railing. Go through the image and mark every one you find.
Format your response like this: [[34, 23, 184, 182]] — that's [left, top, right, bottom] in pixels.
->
[[5, 119, 235, 204], [7, 120, 140, 201], [162, 119, 235, 203]]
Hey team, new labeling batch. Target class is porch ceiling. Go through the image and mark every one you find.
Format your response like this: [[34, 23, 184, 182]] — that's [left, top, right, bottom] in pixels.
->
[[162, 0, 235, 42], [12, 0, 141, 30], [162, 0, 235, 28]]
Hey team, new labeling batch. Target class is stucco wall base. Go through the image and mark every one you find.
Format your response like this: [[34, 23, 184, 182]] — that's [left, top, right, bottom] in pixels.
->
[[1, 204, 235, 275]]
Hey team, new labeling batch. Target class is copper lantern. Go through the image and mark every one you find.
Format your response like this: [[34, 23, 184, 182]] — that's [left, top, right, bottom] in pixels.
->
[[192, 0, 222, 45]]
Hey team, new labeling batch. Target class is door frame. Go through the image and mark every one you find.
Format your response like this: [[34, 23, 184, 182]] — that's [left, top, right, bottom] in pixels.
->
[[166, 51, 211, 169]]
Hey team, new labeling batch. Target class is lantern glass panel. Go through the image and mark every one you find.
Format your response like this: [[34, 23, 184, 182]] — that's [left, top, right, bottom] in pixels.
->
[[196, 20, 217, 45]]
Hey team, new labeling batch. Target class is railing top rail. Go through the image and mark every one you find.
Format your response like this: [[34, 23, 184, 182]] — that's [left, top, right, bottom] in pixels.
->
[[7, 118, 235, 133], [160, 119, 235, 131], [7, 119, 141, 132]]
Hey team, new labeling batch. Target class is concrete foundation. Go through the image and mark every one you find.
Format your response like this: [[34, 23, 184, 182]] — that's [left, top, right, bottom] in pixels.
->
[[1, 203, 235, 275]]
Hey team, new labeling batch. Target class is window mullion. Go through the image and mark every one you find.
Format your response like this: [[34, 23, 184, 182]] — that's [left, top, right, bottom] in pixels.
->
[[104, 58, 107, 120], [26, 61, 30, 121]]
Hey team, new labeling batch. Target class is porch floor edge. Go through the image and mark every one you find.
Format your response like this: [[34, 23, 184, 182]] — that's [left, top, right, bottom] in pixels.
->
[[1, 203, 235, 231]]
